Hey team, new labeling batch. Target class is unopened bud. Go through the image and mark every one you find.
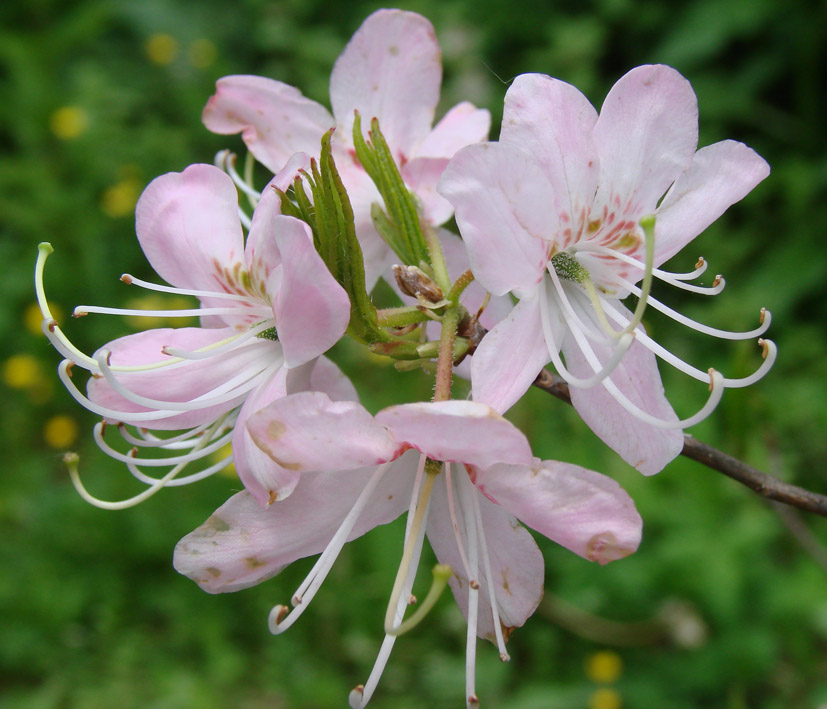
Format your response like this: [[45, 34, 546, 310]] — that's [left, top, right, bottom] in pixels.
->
[[393, 264, 443, 303]]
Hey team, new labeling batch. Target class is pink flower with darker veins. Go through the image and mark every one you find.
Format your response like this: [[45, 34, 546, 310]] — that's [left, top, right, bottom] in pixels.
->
[[202, 8, 490, 284], [36, 163, 352, 508], [174, 392, 642, 708], [438, 65, 776, 475]]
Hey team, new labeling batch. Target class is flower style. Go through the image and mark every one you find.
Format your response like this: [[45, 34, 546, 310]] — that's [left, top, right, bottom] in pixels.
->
[[36, 163, 352, 507], [202, 8, 490, 283], [438, 65, 776, 474], [174, 392, 642, 707]]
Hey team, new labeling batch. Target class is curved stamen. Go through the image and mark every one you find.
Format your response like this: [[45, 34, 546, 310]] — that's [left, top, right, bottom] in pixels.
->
[[120, 274, 257, 302], [93, 421, 232, 466], [470, 481, 509, 662], [617, 279, 771, 340], [540, 277, 636, 389], [445, 464, 474, 580], [217, 149, 261, 205], [601, 300, 778, 387], [457, 468, 480, 708], [117, 421, 217, 448], [162, 322, 277, 360], [74, 304, 270, 319], [125, 450, 233, 487], [94, 349, 263, 411], [41, 318, 100, 370], [270, 462, 393, 636]]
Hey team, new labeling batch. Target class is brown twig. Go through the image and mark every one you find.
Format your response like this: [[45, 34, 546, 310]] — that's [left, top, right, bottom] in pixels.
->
[[532, 370, 827, 518]]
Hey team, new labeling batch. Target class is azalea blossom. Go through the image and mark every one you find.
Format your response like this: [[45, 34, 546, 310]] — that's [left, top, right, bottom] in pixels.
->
[[174, 392, 642, 707], [35, 163, 351, 507], [202, 8, 490, 284], [438, 65, 776, 475]]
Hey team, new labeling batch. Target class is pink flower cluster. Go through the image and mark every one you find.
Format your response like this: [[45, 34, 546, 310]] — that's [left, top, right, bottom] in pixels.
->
[[37, 9, 774, 707]]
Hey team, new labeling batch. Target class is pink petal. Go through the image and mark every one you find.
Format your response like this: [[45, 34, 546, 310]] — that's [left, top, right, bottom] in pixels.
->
[[330, 9, 441, 159], [376, 400, 533, 469], [135, 164, 246, 293], [271, 216, 350, 368], [654, 140, 770, 266], [438, 142, 553, 296], [87, 327, 278, 430], [470, 292, 551, 414], [414, 101, 491, 158], [245, 153, 312, 288], [500, 73, 599, 226], [592, 65, 699, 214], [474, 460, 642, 564], [247, 391, 403, 473], [309, 356, 359, 404], [561, 299, 684, 475], [202, 75, 333, 173], [426, 476, 544, 640], [173, 453, 417, 594]]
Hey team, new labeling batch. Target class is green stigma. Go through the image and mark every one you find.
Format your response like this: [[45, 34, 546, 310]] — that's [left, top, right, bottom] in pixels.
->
[[257, 327, 279, 341], [551, 252, 588, 283]]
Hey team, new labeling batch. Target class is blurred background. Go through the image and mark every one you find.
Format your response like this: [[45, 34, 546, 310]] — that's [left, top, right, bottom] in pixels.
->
[[2, 0, 826, 707]]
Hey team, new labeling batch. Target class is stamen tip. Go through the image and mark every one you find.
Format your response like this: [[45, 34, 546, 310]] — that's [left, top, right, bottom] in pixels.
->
[[468, 694, 480, 706], [292, 594, 303, 607], [469, 580, 480, 590], [408, 594, 417, 606], [695, 257, 705, 269], [758, 338, 769, 358], [120, 274, 133, 284], [72, 308, 87, 318], [712, 274, 723, 287], [499, 653, 511, 663], [707, 368, 716, 391], [268, 604, 290, 634], [759, 307, 768, 324], [63, 451, 80, 465], [46, 319, 58, 333], [348, 685, 364, 709]]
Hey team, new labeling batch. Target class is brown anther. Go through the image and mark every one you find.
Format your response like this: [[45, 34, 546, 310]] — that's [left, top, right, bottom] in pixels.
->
[[758, 338, 769, 358], [351, 685, 364, 698], [47, 319, 58, 332], [72, 309, 87, 318], [129, 447, 138, 458], [469, 579, 480, 590], [292, 594, 303, 606], [408, 594, 417, 605], [274, 605, 289, 624], [499, 653, 510, 663], [468, 694, 480, 705], [759, 307, 767, 324], [695, 257, 705, 269], [712, 274, 723, 287], [393, 264, 444, 303], [707, 368, 716, 391], [120, 274, 133, 284], [65, 361, 75, 376]]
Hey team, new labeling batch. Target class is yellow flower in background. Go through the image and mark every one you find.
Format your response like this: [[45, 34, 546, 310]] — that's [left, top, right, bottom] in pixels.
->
[[589, 688, 622, 709], [585, 650, 623, 684], [101, 176, 142, 218], [44, 415, 79, 449], [188, 39, 217, 69], [3, 354, 42, 389], [146, 33, 179, 65], [50, 106, 89, 140]]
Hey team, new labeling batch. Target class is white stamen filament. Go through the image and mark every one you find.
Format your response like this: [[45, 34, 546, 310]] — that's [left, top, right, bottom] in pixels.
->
[[457, 467, 480, 708], [216, 149, 262, 205], [117, 421, 217, 448], [469, 480, 510, 661], [616, 278, 771, 340], [270, 462, 393, 635], [74, 304, 271, 319], [120, 274, 257, 302], [66, 416, 226, 510], [125, 451, 233, 487], [349, 456, 429, 709], [540, 276, 635, 388], [601, 300, 778, 387], [162, 322, 276, 360], [444, 463, 474, 580]]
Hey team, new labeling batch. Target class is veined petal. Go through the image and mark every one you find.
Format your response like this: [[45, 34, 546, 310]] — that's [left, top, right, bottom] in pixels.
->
[[471, 292, 551, 414], [330, 9, 441, 158], [426, 477, 544, 641], [271, 216, 350, 368], [87, 327, 278, 430], [654, 140, 771, 266], [202, 75, 334, 173], [561, 297, 684, 475], [135, 164, 246, 293], [247, 391, 403, 473], [377, 400, 533, 469], [592, 65, 698, 213], [173, 455, 415, 593], [500, 73, 599, 226], [414, 101, 491, 158], [474, 460, 642, 564], [438, 142, 553, 296]]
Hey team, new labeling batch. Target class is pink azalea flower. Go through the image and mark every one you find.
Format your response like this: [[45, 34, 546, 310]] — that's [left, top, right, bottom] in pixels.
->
[[202, 8, 490, 284], [36, 163, 352, 507], [174, 392, 642, 707], [438, 65, 776, 475]]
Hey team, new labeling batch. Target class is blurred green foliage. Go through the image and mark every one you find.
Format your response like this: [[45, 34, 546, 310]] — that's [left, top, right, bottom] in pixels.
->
[[2, 0, 826, 707]]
